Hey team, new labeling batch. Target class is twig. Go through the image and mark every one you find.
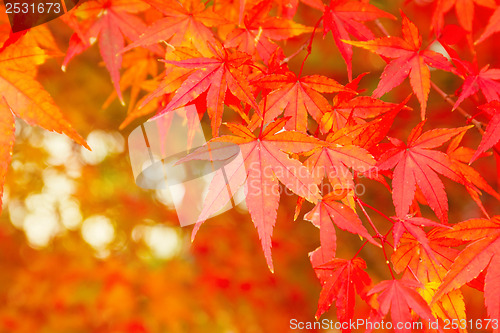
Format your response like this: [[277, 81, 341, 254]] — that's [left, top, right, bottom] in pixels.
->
[[352, 240, 369, 259], [259, 93, 268, 137], [298, 17, 323, 77], [382, 242, 395, 278], [281, 43, 307, 65], [430, 82, 484, 132], [357, 198, 395, 225], [355, 197, 382, 237], [375, 19, 390, 38]]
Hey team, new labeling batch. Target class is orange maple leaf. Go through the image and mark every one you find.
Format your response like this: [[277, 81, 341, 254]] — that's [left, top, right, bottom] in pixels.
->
[[123, 0, 227, 55], [62, 0, 155, 104], [392, 231, 467, 330], [433, 216, 500, 326], [0, 39, 88, 149], [0, 36, 88, 214], [0, 98, 15, 215]]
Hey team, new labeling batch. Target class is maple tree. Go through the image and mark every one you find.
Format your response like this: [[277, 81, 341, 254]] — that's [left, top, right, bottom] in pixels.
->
[[1, 0, 500, 331]]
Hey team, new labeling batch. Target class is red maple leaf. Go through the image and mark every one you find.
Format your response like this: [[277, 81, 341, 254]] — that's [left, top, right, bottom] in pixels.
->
[[431, 0, 496, 33], [179, 118, 323, 272], [304, 130, 376, 190], [313, 257, 372, 326], [321, 0, 395, 81], [345, 12, 455, 119], [225, 1, 313, 62], [369, 279, 435, 333], [443, 129, 500, 218], [305, 191, 380, 262], [62, 0, 156, 104], [122, 0, 227, 55], [392, 216, 445, 260], [476, 5, 500, 44], [433, 216, 500, 326], [156, 43, 261, 137], [253, 70, 353, 132], [377, 122, 471, 223], [470, 101, 500, 163], [452, 60, 500, 110]]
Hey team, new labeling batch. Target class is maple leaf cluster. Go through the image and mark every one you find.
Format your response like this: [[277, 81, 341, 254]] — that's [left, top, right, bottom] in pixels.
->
[[2, 0, 500, 331]]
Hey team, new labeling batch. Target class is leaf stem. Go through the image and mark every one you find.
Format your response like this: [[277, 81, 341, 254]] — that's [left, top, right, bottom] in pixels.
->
[[375, 19, 390, 38], [298, 17, 323, 78], [430, 81, 484, 132], [355, 196, 396, 277], [281, 43, 307, 65], [259, 92, 269, 137], [430, 82, 500, 159], [382, 242, 395, 279], [352, 240, 369, 259], [357, 198, 395, 224], [355, 196, 382, 237]]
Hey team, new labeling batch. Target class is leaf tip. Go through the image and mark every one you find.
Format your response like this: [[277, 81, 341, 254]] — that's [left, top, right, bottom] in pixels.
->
[[83, 142, 91, 151]]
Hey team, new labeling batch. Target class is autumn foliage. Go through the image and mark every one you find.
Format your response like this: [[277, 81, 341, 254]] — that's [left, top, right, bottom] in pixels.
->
[[2, 0, 500, 331]]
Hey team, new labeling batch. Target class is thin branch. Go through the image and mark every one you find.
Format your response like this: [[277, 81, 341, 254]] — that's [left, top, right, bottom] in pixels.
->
[[298, 17, 323, 77], [375, 19, 390, 38], [259, 93, 269, 137], [430, 82, 483, 132], [352, 240, 369, 259], [357, 198, 395, 225], [430, 82, 500, 158], [355, 197, 382, 237], [281, 43, 307, 65], [382, 242, 396, 279]]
